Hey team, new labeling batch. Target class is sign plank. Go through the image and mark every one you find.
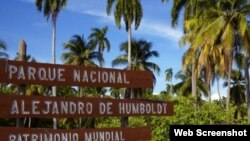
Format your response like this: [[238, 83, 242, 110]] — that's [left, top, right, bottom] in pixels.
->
[[0, 95, 174, 118], [0, 126, 151, 141], [0, 60, 153, 88]]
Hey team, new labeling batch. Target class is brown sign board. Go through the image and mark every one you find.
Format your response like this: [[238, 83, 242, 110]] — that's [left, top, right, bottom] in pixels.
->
[[0, 126, 151, 141], [0, 60, 153, 88], [0, 95, 174, 118]]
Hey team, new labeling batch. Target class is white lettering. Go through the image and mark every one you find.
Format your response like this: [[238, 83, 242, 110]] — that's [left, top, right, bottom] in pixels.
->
[[123, 73, 130, 84], [51, 101, 59, 114], [90, 71, 96, 83], [73, 69, 80, 82], [28, 66, 36, 80], [32, 100, 40, 114], [43, 101, 52, 114], [57, 68, 65, 82], [102, 71, 108, 83], [38, 68, 48, 81], [11, 100, 19, 114], [109, 72, 115, 83], [8, 65, 17, 79], [47, 67, 56, 81], [117, 72, 122, 84], [18, 66, 25, 80], [9, 134, 16, 141], [82, 71, 88, 82], [21, 100, 30, 114]]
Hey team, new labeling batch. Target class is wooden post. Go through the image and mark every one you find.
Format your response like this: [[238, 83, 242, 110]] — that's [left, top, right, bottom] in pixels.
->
[[16, 40, 26, 127]]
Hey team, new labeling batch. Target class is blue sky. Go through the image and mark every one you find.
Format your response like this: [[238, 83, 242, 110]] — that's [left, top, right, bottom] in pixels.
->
[[0, 0, 190, 94]]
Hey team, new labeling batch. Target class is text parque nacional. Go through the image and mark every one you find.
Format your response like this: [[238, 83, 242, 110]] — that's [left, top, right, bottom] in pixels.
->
[[7, 64, 130, 84]]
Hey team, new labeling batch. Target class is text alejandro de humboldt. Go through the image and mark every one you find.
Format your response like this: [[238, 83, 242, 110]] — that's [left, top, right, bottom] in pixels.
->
[[0, 95, 174, 118]]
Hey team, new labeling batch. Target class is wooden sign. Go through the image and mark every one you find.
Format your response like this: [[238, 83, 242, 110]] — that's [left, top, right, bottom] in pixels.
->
[[0, 60, 153, 88], [0, 126, 151, 141], [0, 95, 174, 118]]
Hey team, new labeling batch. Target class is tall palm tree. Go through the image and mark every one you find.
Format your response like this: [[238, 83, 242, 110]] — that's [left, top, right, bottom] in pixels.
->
[[112, 39, 160, 98], [106, 0, 143, 70], [106, 0, 143, 127], [88, 26, 111, 67], [36, 0, 67, 129], [36, 0, 67, 65], [0, 40, 8, 59]]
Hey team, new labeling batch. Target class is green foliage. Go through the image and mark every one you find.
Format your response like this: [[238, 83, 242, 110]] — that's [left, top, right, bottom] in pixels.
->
[[97, 117, 120, 128], [106, 0, 143, 30], [0, 87, 13, 95]]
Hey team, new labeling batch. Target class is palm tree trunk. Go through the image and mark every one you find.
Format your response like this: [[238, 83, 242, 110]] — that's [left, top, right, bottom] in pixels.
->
[[78, 86, 83, 128], [205, 69, 211, 102], [226, 58, 233, 119], [127, 23, 132, 70], [121, 22, 132, 127], [191, 60, 197, 97], [52, 20, 57, 129], [244, 57, 250, 122]]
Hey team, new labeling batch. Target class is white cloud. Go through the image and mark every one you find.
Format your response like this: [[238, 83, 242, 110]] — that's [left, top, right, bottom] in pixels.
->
[[138, 20, 183, 42], [19, 0, 34, 3], [211, 93, 220, 100], [69, 8, 183, 43]]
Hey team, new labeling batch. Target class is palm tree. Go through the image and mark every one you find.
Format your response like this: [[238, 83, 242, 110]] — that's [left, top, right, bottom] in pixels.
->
[[112, 39, 160, 98], [165, 68, 174, 95], [174, 68, 207, 99], [36, 0, 67, 129], [0, 40, 8, 59], [62, 35, 101, 67], [88, 26, 111, 67], [106, 0, 143, 70], [106, 0, 143, 127], [112, 39, 160, 76], [224, 70, 246, 119], [36, 0, 67, 65]]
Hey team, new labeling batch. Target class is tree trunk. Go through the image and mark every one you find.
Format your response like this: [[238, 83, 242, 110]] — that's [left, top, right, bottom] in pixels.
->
[[226, 58, 232, 119], [217, 78, 221, 101], [127, 22, 132, 70], [191, 60, 197, 97], [205, 68, 211, 102], [52, 20, 57, 129], [244, 57, 250, 122], [121, 22, 132, 127], [16, 40, 26, 127], [78, 86, 83, 128]]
